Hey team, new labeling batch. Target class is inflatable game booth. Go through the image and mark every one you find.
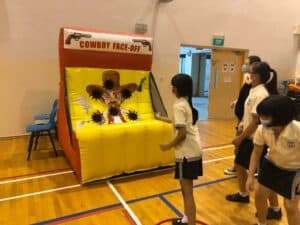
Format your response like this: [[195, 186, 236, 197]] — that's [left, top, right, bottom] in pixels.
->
[[57, 27, 174, 183]]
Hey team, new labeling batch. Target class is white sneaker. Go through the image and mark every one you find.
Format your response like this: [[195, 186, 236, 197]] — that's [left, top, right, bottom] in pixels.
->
[[224, 167, 237, 175]]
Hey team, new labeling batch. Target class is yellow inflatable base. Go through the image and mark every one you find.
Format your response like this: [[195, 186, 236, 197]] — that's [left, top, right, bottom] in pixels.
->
[[76, 120, 174, 183]]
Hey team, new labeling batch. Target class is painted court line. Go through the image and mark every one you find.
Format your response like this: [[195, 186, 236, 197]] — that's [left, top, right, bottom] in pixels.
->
[[0, 184, 81, 202], [0, 168, 72, 182], [0, 170, 74, 185], [0, 155, 234, 203], [203, 155, 234, 164], [203, 144, 233, 152], [125, 176, 236, 204], [159, 195, 183, 217], [32, 176, 236, 225], [107, 181, 142, 225], [0, 144, 232, 185], [32, 204, 122, 225], [0, 144, 230, 185]]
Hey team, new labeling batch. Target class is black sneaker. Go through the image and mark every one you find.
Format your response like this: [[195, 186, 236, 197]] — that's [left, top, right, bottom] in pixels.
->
[[267, 208, 282, 220], [172, 218, 188, 225], [255, 207, 282, 220], [226, 193, 250, 203]]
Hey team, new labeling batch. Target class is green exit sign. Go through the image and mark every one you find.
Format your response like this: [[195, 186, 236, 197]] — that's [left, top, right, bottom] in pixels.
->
[[212, 38, 224, 46]]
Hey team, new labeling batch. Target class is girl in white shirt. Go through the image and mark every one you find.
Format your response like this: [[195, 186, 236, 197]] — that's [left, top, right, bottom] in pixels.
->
[[247, 95, 300, 225], [226, 62, 281, 219], [157, 74, 202, 225]]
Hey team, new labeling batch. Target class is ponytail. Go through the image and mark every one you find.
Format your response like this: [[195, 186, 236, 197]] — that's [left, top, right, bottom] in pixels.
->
[[265, 68, 279, 95], [188, 96, 198, 125], [252, 62, 279, 95]]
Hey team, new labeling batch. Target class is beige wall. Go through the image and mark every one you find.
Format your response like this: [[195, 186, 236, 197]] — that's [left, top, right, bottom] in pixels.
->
[[1, 0, 300, 137]]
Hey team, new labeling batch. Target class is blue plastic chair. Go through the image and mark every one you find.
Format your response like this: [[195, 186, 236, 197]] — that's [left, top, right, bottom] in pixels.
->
[[34, 99, 58, 120], [34, 99, 59, 138], [26, 99, 58, 160]]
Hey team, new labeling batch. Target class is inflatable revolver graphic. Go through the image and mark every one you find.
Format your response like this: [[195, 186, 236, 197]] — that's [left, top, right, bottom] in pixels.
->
[[65, 32, 92, 44], [132, 39, 152, 51]]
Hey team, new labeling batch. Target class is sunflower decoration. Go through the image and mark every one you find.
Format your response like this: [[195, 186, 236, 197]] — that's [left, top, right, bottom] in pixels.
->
[[86, 70, 141, 124]]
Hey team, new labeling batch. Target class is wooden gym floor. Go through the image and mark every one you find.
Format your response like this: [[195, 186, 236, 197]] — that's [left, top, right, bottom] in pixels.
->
[[0, 120, 292, 225]]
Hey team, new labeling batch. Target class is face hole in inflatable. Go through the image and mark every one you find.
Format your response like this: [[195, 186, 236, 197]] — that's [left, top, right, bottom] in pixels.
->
[[91, 89, 103, 100], [104, 80, 114, 90], [109, 106, 120, 116], [121, 88, 132, 99]]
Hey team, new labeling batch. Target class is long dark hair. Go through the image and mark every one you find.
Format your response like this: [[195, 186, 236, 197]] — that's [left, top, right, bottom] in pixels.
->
[[251, 62, 278, 95], [171, 74, 198, 125]]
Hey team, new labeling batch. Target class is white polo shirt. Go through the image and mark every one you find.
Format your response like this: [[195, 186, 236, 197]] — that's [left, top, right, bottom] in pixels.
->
[[254, 121, 300, 170], [242, 84, 269, 137], [173, 97, 202, 160]]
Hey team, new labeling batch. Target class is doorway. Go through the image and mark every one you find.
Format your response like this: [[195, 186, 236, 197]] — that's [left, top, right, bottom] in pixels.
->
[[179, 46, 248, 120], [179, 47, 211, 120]]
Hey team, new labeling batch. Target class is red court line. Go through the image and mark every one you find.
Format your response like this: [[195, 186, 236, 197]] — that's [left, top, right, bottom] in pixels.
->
[[0, 168, 72, 181], [46, 205, 122, 225]]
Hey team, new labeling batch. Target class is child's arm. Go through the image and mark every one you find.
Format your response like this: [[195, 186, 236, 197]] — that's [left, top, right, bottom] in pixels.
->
[[155, 112, 172, 123], [246, 144, 265, 192], [160, 127, 186, 150], [232, 114, 259, 146]]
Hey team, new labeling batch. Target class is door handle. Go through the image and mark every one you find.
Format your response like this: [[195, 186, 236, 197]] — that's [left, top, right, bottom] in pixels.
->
[[214, 67, 218, 89]]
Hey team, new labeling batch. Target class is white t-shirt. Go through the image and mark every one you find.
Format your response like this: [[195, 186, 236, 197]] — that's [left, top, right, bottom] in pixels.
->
[[254, 121, 300, 170], [241, 84, 269, 137], [173, 97, 202, 160]]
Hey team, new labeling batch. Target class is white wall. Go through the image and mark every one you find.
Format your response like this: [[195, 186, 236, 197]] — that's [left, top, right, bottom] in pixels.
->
[[1, 0, 300, 137]]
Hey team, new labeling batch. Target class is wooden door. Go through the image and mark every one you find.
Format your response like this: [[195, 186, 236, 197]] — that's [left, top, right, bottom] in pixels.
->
[[208, 49, 246, 119]]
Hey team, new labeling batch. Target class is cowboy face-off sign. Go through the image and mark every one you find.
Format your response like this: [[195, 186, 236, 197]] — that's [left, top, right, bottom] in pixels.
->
[[64, 28, 152, 55]]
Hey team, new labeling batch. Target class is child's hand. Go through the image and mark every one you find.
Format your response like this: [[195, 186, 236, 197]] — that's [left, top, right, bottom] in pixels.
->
[[230, 100, 236, 109], [155, 112, 161, 119], [232, 136, 243, 147], [246, 176, 255, 192], [236, 124, 243, 135], [160, 144, 171, 151]]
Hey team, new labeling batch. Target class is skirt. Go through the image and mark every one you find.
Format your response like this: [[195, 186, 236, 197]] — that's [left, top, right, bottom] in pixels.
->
[[175, 157, 203, 180], [235, 138, 267, 169], [258, 157, 300, 199]]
